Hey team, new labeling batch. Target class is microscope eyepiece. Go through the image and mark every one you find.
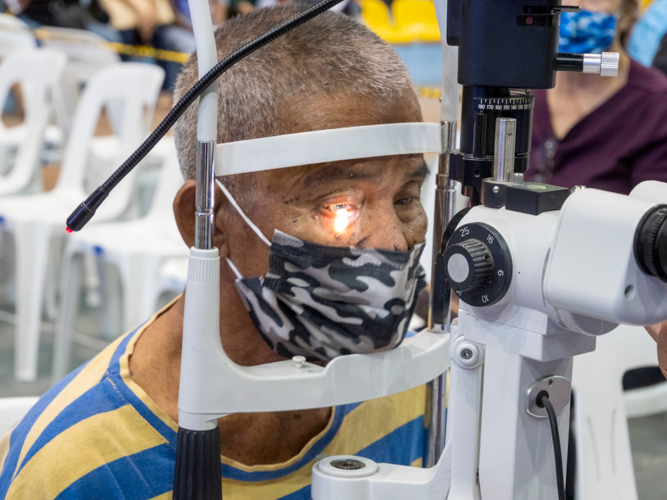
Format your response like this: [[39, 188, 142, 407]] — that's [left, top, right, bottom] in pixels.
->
[[635, 205, 667, 282]]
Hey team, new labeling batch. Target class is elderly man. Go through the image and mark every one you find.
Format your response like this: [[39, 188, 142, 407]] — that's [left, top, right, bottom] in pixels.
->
[[3, 5, 667, 500], [0, 6, 429, 499]]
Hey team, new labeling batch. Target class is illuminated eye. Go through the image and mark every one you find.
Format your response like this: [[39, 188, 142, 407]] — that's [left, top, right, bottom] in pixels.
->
[[331, 204, 355, 234]]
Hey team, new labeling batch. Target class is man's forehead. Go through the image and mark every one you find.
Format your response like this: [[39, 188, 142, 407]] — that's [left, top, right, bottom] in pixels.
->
[[263, 154, 429, 190]]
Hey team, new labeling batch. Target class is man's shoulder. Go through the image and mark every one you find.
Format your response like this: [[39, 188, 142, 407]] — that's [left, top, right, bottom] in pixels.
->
[[0, 329, 175, 500], [326, 385, 427, 466]]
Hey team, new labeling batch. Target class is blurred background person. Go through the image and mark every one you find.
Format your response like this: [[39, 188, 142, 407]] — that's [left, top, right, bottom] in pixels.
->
[[653, 29, 667, 73], [14, 0, 121, 42], [629, 0, 667, 70], [99, 0, 194, 89], [525, 0, 667, 193]]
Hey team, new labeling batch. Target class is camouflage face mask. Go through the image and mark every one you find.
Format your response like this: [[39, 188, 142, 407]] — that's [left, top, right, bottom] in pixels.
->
[[216, 179, 427, 361]]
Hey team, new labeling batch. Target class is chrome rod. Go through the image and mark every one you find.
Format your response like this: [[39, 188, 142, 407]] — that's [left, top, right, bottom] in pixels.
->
[[493, 117, 516, 183], [423, 369, 448, 468], [194, 141, 216, 250], [424, 120, 457, 468], [428, 121, 457, 332]]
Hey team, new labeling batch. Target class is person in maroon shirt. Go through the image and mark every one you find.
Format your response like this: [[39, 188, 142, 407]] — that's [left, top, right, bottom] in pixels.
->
[[526, 0, 667, 194]]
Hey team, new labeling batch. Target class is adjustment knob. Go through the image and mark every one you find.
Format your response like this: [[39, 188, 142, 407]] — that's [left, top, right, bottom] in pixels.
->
[[635, 205, 667, 283], [443, 239, 493, 292]]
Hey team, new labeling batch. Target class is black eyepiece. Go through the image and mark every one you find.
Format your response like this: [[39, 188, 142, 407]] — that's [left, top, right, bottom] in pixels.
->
[[634, 205, 667, 283]]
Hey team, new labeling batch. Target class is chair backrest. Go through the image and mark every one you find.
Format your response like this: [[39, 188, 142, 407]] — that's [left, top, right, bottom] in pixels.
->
[[36, 27, 121, 82], [146, 138, 185, 236], [55, 63, 164, 220], [0, 396, 39, 438], [0, 49, 66, 195], [0, 14, 36, 58], [36, 27, 122, 138]]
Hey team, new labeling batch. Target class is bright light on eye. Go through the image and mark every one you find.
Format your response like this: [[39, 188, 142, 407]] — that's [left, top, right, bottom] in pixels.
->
[[332, 204, 353, 234]]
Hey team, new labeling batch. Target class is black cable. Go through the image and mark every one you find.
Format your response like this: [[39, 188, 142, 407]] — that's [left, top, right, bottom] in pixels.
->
[[66, 0, 345, 232], [540, 393, 566, 500]]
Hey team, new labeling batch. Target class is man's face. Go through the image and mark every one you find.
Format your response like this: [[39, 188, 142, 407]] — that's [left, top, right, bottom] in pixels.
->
[[219, 91, 428, 278]]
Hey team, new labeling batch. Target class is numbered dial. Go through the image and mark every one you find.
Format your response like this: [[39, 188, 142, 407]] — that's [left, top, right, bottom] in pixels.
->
[[441, 223, 512, 307], [444, 239, 493, 291]]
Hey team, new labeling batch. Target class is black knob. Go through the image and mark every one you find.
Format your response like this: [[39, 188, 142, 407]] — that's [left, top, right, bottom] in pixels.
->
[[443, 239, 493, 292], [635, 205, 667, 283]]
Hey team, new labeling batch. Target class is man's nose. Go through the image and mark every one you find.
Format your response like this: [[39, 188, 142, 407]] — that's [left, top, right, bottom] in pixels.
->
[[359, 208, 408, 252]]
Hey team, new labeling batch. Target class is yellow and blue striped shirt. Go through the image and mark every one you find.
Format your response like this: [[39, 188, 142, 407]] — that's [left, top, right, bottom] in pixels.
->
[[0, 309, 426, 499]]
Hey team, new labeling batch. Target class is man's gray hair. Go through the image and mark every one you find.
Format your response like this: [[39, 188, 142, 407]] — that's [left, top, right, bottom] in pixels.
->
[[173, 5, 415, 181]]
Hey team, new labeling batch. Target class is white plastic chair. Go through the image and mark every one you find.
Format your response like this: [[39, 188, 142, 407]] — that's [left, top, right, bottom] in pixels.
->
[[0, 49, 66, 195], [157, 257, 188, 297], [0, 14, 35, 58], [572, 324, 665, 500], [0, 396, 38, 438], [35, 27, 120, 84], [36, 27, 121, 137], [35, 27, 169, 172], [52, 139, 186, 381], [0, 63, 164, 382]]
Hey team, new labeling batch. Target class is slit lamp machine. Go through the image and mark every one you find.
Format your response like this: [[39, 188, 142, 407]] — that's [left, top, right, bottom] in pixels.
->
[[64, 0, 667, 499]]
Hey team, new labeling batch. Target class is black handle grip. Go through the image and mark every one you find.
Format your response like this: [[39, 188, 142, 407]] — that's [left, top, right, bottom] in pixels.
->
[[174, 427, 222, 500]]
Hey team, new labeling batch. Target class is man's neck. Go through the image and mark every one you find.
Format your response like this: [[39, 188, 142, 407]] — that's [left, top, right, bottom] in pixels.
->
[[129, 285, 332, 466]]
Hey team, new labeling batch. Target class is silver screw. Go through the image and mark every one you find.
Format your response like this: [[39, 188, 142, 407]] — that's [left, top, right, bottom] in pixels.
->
[[492, 186, 500, 194], [461, 348, 473, 360], [331, 459, 365, 470]]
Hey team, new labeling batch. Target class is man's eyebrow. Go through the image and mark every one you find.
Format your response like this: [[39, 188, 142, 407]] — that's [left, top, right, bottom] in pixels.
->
[[408, 161, 430, 181], [301, 164, 381, 188], [303, 160, 379, 188]]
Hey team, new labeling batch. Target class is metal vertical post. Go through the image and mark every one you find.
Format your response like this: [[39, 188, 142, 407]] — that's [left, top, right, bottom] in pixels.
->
[[493, 118, 516, 184], [424, 121, 458, 468], [425, 0, 461, 468]]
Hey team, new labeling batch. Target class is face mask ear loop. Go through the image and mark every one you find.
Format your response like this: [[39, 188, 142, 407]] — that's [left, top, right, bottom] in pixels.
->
[[215, 178, 272, 247], [225, 257, 244, 280]]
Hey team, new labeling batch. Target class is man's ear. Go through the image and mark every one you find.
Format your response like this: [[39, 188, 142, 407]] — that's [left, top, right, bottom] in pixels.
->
[[173, 180, 228, 255]]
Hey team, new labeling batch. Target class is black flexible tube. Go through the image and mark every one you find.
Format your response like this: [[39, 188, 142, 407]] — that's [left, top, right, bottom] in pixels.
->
[[540, 394, 566, 500], [66, 0, 345, 232]]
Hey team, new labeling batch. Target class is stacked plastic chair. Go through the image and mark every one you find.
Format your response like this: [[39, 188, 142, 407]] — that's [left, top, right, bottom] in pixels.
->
[[0, 49, 66, 195], [156, 257, 189, 299], [37, 26, 174, 202], [52, 139, 187, 381], [0, 14, 35, 58], [35, 26, 121, 140], [0, 63, 164, 381]]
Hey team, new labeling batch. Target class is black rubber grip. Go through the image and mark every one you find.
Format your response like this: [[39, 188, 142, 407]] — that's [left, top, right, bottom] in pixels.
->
[[65, 187, 109, 232], [173, 427, 222, 500]]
